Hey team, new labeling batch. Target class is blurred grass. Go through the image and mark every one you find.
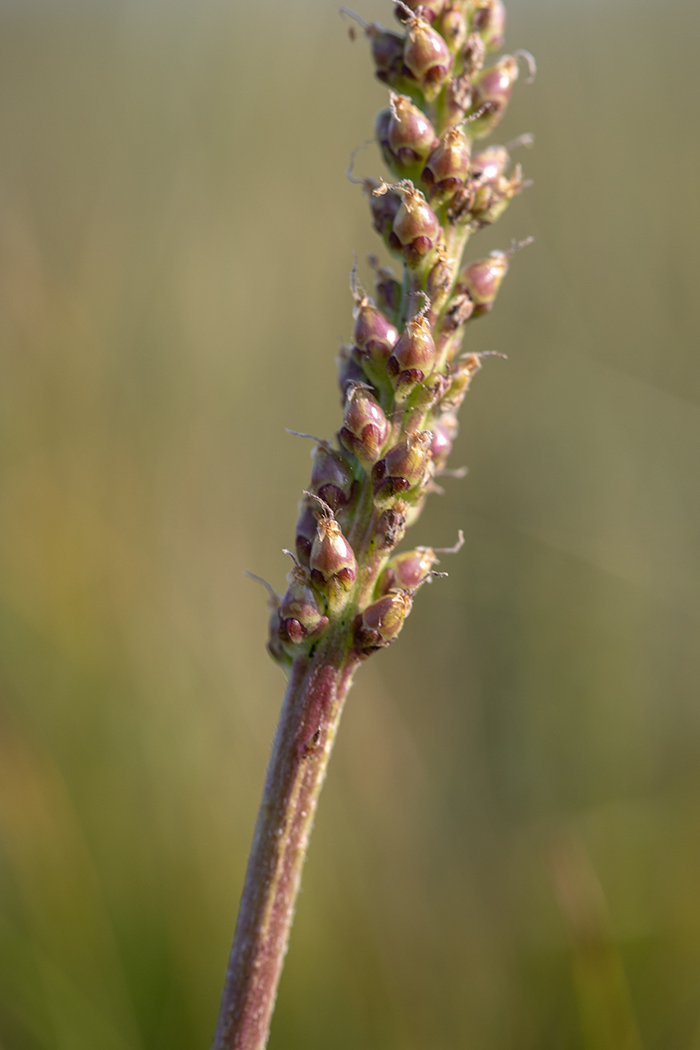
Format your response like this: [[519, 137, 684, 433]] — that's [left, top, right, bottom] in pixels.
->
[[0, 0, 699, 1047]]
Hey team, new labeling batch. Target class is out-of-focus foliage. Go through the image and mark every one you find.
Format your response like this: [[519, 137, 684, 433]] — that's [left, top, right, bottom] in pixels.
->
[[0, 0, 699, 1047]]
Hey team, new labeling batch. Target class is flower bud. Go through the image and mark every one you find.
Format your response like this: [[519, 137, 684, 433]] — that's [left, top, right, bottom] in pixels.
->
[[426, 248, 453, 312], [421, 126, 471, 205], [440, 353, 482, 411], [470, 55, 519, 135], [355, 589, 414, 650], [375, 499, 408, 550], [309, 507, 358, 600], [339, 384, 390, 467], [390, 185, 440, 267], [353, 297, 399, 365], [371, 260, 403, 320], [378, 548, 437, 594], [403, 13, 453, 100], [439, 4, 467, 53], [457, 250, 508, 314], [310, 442, 356, 512], [394, 0, 445, 25], [337, 343, 369, 400], [429, 412, 458, 469], [372, 430, 432, 504], [470, 165, 525, 226], [279, 562, 329, 645], [387, 313, 436, 401], [473, 0, 506, 52], [440, 290, 475, 336], [471, 144, 509, 184], [384, 93, 437, 177], [369, 26, 406, 84]]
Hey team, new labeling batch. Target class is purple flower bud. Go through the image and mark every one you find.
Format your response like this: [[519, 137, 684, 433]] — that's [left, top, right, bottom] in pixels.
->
[[471, 144, 509, 184], [337, 343, 369, 400], [470, 55, 519, 134], [310, 442, 356, 512], [429, 412, 458, 468], [473, 0, 506, 52], [378, 548, 437, 594], [339, 384, 390, 467], [310, 510, 358, 594], [279, 562, 329, 644], [421, 126, 471, 205], [457, 250, 509, 314], [372, 430, 432, 504], [381, 93, 437, 177], [368, 27, 406, 84], [353, 297, 399, 365], [387, 313, 436, 401], [440, 353, 482, 411], [391, 185, 440, 267], [403, 13, 453, 99], [439, 3, 467, 53], [355, 589, 414, 649]]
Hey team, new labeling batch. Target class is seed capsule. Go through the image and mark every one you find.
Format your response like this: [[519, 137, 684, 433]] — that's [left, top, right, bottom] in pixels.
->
[[472, 0, 506, 52], [309, 442, 356, 512], [471, 144, 509, 185], [279, 562, 329, 645], [339, 384, 390, 467], [457, 251, 509, 315], [295, 501, 319, 567], [385, 93, 437, 177], [387, 313, 436, 401], [356, 589, 414, 650], [426, 248, 453, 313], [421, 126, 471, 205], [372, 430, 432, 504], [394, 0, 445, 22], [429, 412, 458, 469], [370, 260, 403, 321], [390, 185, 440, 267], [461, 32, 486, 77], [402, 12, 453, 100], [471, 165, 525, 226], [369, 27, 406, 84], [365, 178, 403, 255]]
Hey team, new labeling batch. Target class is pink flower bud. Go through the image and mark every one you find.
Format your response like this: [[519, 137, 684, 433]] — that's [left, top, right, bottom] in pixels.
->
[[421, 126, 471, 205], [390, 185, 440, 267], [339, 385, 390, 467], [310, 512, 358, 594], [403, 13, 453, 99], [369, 27, 405, 84], [473, 0, 506, 52], [386, 93, 437, 176], [387, 313, 436, 401], [471, 55, 519, 133], [372, 430, 432, 504], [310, 442, 356, 512], [378, 548, 437, 594], [279, 563, 329, 644], [457, 250, 509, 314], [356, 589, 414, 649], [365, 178, 403, 253], [295, 502, 319, 566], [471, 144, 509, 185], [353, 298, 399, 365]]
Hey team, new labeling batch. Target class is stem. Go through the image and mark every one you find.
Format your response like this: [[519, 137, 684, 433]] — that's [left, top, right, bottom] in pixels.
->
[[211, 637, 360, 1050]]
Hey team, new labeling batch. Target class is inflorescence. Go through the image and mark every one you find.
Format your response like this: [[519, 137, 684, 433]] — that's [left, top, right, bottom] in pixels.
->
[[261, 0, 534, 667]]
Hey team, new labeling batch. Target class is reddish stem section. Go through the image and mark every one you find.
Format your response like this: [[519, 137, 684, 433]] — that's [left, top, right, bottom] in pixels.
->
[[212, 643, 359, 1050]]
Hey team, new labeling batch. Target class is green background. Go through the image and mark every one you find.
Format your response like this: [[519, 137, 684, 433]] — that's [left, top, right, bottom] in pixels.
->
[[1, 0, 699, 1046]]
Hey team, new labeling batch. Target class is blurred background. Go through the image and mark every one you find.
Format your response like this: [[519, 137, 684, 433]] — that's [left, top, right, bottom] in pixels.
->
[[0, 0, 699, 1047]]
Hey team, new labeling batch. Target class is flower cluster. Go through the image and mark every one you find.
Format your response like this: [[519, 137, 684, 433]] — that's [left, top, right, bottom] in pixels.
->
[[265, 0, 533, 665]]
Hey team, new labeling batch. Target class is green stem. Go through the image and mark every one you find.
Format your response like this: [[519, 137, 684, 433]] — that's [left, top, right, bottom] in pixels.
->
[[211, 639, 359, 1050]]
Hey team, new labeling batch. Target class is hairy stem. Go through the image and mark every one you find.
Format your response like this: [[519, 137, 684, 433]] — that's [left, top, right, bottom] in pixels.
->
[[211, 638, 359, 1050]]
